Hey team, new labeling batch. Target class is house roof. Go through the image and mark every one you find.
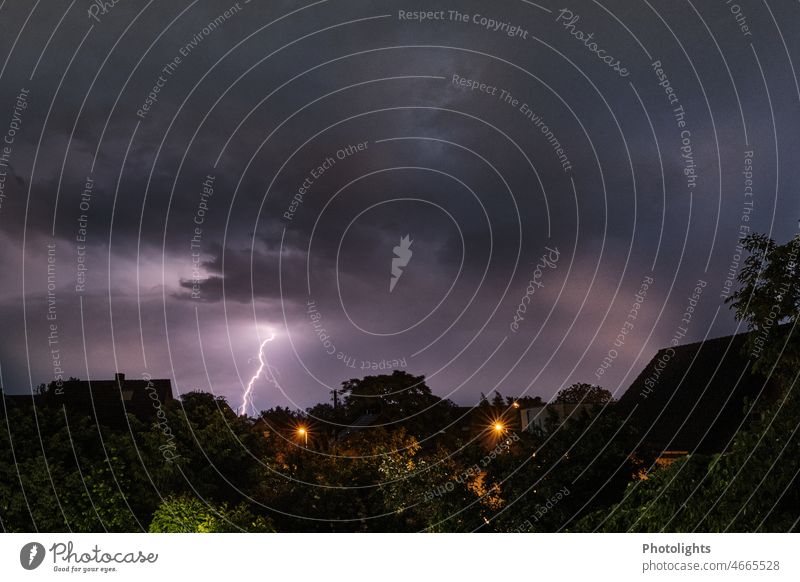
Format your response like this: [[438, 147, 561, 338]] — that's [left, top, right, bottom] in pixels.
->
[[617, 331, 779, 454]]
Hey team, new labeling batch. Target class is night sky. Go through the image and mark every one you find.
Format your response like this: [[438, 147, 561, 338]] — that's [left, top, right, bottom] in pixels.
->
[[1, 0, 798, 413]]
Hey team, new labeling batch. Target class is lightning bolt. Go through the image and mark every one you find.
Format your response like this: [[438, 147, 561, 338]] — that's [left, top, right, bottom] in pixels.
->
[[29, 545, 38, 566], [239, 333, 276, 416]]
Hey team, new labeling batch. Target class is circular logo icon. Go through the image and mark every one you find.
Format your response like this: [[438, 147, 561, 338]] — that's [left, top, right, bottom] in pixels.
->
[[20, 542, 46, 570]]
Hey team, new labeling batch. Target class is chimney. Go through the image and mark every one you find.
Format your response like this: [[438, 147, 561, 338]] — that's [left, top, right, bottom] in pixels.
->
[[114, 372, 125, 384]]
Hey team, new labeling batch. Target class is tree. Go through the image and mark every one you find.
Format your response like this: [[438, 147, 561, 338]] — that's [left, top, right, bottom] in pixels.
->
[[554, 383, 613, 404], [378, 441, 483, 532], [340, 371, 437, 415], [576, 388, 800, 532], [0, 397, 155, 532], [491, 391, 505, 408], [338, 371, 451, 438], [139, 391, 268, 503], [149, 495, 274, 532], [481, 409, 642, 532], [726, 233, 800, 380]]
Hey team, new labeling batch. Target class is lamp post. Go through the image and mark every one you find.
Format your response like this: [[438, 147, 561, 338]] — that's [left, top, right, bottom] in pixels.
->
[[298, 426, 308, 447]]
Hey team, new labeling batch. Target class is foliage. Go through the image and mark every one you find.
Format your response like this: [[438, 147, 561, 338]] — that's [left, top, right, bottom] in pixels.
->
[[482, 409, 642, 532], [576, 384, 800, 532], [149, 495, 274, 532], [726, 233, 800, 380], [554, 383, 613, 404], [338, 371, 454, 438]]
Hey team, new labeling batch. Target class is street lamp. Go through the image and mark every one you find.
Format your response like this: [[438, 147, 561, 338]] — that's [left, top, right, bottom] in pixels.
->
[[493, 422, 505, 433], [297, 426, 308, 447]]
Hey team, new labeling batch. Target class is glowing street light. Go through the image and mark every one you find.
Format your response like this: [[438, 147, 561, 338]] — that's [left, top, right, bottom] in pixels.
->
[[297, 426, 308, 447], [493, 422, 505, 433]]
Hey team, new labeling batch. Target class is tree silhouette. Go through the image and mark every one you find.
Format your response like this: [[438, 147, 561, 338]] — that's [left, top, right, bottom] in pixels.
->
[[554, 383, 613, 404]]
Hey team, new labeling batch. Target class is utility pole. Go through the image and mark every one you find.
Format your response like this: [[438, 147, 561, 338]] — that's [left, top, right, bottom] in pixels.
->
[[332, 388, 339, 459]]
